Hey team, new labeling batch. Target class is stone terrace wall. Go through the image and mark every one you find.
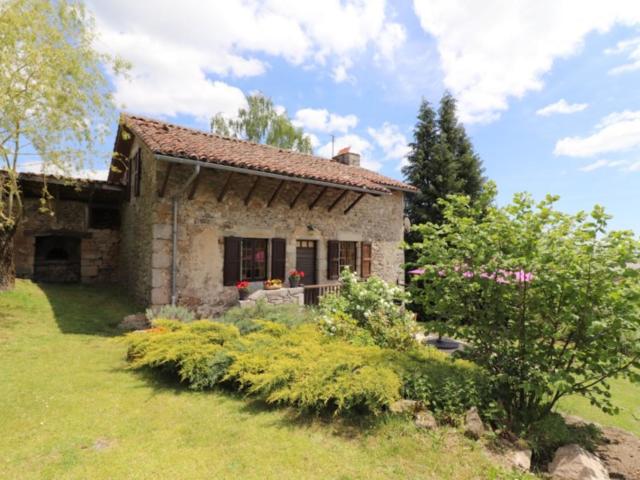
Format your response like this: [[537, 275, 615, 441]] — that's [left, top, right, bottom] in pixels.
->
[[149, 162, 405, 315], [239, 287, 304, 309]]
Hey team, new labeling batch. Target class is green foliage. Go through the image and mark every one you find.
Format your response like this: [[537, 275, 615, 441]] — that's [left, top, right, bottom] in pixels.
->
[[0, 0, 127, 230], [319, 269, 417, 350], [211, 93, 312, 153], [216, 300, 316, 334], [226, 324, 402, 414], [146, 305, 195, 323], [400, 349, 491, 422], [409, 187, 640, 427], [124, 319, 240, 389], [524, 413, 602, 467], [402, 93, 486, 228]]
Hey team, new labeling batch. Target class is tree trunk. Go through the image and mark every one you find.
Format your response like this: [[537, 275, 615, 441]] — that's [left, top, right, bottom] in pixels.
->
[[0, 228, 16, 291]]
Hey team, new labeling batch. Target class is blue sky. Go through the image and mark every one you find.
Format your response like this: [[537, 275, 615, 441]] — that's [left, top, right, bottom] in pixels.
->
[[75, 1, 640, 232]]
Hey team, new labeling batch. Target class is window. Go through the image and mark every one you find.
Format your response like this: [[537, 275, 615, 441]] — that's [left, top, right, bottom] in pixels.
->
[[361, 242, 372, 278], [134, 149, 142, 197], [241, 238, 268, 281], [327, 240, 358, 280], [89, 206, 120, 229]]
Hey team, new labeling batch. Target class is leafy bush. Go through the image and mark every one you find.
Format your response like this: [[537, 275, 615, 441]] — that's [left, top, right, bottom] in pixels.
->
[[216, 300, 316, 335], [524, 413, 602, 467], [146, 305, 195, 323], [124, 319, 239, 389], [319, 269, 417, 350], [409, 186, 640, 427], [400, 348, 490, 422], [226, 324, 402, 414]]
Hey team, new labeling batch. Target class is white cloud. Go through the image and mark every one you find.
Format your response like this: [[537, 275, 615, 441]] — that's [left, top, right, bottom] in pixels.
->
[[317, 134, 381, 171], [293, 108, 358, 134], [606, 36, 640, 75], [367, 123, 410, 163], [554, 110, 640, 157], [89, 1, 405, 121], [375, 23, 407, 62], [536, 99, 588, 116], [18, 161, 109, 180], [412, 0, 640, 123], [579, 158, 640, 172]]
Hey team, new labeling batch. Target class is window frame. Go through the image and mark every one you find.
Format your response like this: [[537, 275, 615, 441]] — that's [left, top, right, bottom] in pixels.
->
[[240, 237, 269, 282]]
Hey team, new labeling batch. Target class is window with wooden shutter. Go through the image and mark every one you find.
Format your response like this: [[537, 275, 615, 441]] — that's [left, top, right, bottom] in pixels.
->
[[361, 242, 372, 278], [327, 240, 340, 280], [134, 149, 142, 197], [223, 237, 241, 286], [271, 238, 286, 281]]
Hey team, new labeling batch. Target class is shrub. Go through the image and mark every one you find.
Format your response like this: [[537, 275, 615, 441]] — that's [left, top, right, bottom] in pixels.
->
[[124, 319, 239, 389], [319, 269, 417, 350], [146, 304, 195, 323], [409, 186, 640, 427], [226, 324, 402, 414], [398, 347, 491, 422], [216, 300, 316, 335]]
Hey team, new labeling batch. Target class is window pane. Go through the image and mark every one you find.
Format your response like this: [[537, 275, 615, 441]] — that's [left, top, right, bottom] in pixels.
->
[[339, 241, 357, 272], [241, 238, 268, 281]]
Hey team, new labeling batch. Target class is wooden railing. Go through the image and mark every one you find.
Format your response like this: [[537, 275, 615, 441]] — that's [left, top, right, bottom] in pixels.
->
[[303, 283, 342, 306]]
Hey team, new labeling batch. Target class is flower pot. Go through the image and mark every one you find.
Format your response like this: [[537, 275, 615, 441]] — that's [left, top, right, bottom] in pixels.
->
[[238, 289, 250, 300], [289, 277, 300, 288]]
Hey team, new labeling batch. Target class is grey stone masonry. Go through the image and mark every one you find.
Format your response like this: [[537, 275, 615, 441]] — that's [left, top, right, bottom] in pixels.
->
[[239, 287, 304, 308]]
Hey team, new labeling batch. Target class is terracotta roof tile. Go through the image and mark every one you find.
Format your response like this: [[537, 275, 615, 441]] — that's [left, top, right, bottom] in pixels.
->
[[120, 114, 416, 194]]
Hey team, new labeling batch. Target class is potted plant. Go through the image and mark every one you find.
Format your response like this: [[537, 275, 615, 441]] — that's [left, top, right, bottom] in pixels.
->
[[288, 269, 304, 288], [263, 279, 283, 290], [236, 280, 250, 300]]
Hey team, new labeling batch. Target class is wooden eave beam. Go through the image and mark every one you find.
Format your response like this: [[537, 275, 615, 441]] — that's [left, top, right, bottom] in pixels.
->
[[267, 180, 285, 208], [187, 169, 202, 200], [344, 192, 365, 215], [327, 189, 349, 212], [217, 172, 234, 202], [290, 183, 308, 209], [308, 186, 328, 210], [244, 176, 261, 206], [158, 163, 173, 198]]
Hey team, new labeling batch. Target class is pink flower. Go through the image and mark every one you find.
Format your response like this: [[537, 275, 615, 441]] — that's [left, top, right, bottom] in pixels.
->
[[462, 271, 474, 278]]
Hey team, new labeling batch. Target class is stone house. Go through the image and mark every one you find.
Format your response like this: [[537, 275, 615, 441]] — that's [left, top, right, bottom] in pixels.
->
[[15, 114, 416, 314]]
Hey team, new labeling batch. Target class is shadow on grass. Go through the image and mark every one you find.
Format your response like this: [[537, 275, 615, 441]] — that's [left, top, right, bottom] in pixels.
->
[[40, 282, 137, 336]]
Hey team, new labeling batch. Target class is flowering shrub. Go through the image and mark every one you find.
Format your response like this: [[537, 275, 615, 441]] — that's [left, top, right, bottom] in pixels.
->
[[236, 281, 250, 291], [319, 269, 417, 350], [409, 186, 640, 428], [288, 269, 304, 279]]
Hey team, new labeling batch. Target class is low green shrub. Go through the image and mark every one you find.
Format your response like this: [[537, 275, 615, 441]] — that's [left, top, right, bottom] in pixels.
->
[[524, 413, 602, 467], [226, 324, 402, 414], [399, 347, 491, 422], [216, 300, 316, 334], [319, 269, 417, 350], [124, 319, 239, 389], [146, 304, 195, 323]]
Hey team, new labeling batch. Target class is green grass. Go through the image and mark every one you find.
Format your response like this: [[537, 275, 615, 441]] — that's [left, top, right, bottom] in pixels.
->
[[0, 280, 527, 480], [559, 377, 640, 436]]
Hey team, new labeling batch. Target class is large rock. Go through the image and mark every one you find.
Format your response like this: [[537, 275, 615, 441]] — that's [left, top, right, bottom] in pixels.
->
[[596, 426, 640, 480], [464, 407, 485, 439], [119, 313, 149, 331], [548, 444, 609, 480], [389, 399, 419, 414], [413, 410, 437, 429], [507, 447, 532, 472]]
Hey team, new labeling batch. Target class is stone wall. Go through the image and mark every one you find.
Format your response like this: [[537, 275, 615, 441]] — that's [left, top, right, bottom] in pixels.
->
[[14, 197, 119, 283], [239, 287, 304, 308], [118, 138, 157, 305], [147, 162, 406, 314]]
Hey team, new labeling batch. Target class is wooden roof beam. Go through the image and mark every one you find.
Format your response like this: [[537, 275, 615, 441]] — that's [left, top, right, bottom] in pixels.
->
[[290, 183, 308, 209], [217, 172, 234, 202], [187, 169, 202, 200], [158, 162, 173, 198], [244, 176, 261, 206], [308, 186, 328, 210], [344, 192, 365, 215], [327, 189, 349, 212], [267, 180, 285, 208]]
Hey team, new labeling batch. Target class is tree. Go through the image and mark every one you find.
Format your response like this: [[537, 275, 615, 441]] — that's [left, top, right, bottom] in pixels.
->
[[211, 93, 313, 154], [402, 93, 486, 227], [0, 0, 125, 290], [409, 187, 640, 429]]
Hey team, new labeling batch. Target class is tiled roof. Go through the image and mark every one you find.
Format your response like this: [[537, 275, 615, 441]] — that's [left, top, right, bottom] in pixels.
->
[[119, 114, 416, 194]]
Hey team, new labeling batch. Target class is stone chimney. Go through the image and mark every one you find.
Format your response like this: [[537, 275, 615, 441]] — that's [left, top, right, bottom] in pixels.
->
[[332, 146, 360, 167]]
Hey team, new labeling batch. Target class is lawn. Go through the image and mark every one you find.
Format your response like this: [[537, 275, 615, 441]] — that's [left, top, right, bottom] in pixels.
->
[[0, 280, 524, 480]]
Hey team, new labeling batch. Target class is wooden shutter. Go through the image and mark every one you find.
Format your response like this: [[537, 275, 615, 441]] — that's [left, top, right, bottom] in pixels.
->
[[271, 238, 286, 281], [361, 242, 372, 278], [327, 240, 340, 280], [134, 150, 142, 197], [223, 236, 241, 286]]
